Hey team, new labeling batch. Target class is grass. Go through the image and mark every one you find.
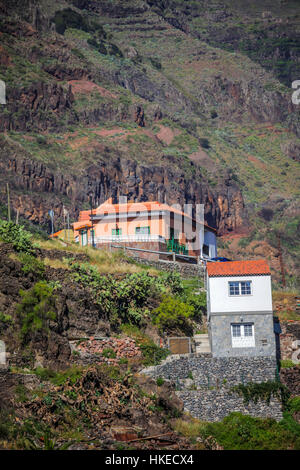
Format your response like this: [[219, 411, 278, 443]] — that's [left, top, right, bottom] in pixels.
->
[[280, 360, 299, 369], [273, 291, 300, 321], [35, 238, 159, 275], [174, 411, 300, 450], [43, 257, 71, 270]]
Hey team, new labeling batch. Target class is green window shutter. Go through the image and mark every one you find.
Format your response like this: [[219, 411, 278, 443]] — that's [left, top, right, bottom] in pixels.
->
[[135, 226, 150, 234]]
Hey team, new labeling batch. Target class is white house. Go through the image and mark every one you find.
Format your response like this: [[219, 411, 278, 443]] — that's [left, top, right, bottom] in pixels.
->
[[206, 259, 276, 358]]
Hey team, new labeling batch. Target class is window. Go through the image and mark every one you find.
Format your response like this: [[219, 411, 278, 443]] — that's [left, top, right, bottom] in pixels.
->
[[231, 323, 255, 348], [135, 226, 150, 235], [232, 324, 241, 337], [81, 230, 88, 246], [229, 281, 252, 296], [241, 281, 251, 295], [112, 228, 122, 236], [203, 244, 210, 256], [229, 281, 240, 296]]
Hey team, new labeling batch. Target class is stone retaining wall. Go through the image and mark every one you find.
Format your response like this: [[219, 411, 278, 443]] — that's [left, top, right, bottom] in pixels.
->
[[176, 389, 283, 422], [130, 256, 205, 279], [142, 354, 277, 387], [142, 354, 281, 421]]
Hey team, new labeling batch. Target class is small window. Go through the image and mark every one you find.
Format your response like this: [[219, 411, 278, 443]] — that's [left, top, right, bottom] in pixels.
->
[[135, 226, 150, 235], [229, 281, 252, 296], [241, 281, 251, 295], [244, 324, 253, 337], [229, 281, 240, 296], [203, 244, 210, 256], [231, 323, 255, 348], [232, 324, 241, 337]]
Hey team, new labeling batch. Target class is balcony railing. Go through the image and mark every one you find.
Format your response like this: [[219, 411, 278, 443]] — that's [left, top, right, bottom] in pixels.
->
[[89, 234, 167, 244], [166, 238, 188, 255]]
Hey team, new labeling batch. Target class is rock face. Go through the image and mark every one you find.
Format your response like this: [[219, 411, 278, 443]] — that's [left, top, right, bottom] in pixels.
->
[[0, 82, 75, 132], [0, 144, 248, 235]]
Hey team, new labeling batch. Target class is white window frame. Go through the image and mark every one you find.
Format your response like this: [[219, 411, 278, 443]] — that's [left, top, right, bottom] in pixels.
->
[[231, 323, 255, 348], [228, 280, 252, 297]]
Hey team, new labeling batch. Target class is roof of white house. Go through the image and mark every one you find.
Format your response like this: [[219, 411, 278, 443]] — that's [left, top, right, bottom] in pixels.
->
[[206, 259, 271, 277]]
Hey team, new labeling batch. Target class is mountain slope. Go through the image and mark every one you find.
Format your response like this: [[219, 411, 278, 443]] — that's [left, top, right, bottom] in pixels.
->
[[0, 0, 299, 285]]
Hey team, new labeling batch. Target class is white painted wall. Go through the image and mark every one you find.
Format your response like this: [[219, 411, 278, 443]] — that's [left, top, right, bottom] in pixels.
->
[[207, 274, 273, 314], [204, 230, 217, 258]]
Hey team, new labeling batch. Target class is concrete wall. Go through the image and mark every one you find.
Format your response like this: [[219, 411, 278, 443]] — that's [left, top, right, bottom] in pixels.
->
[[208, 275, 273, 314], [209, 312, 276, 358]]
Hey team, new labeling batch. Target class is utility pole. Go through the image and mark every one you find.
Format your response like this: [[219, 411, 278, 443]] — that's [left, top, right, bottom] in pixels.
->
[[6, 183, 11, 222], [49, 209, 54, 236], [89, 195, 95, 248], [16, 209, 19, 225], [67, 211, 70, 242], [63, 205, 66, 240], [277, 232, 286, 288]]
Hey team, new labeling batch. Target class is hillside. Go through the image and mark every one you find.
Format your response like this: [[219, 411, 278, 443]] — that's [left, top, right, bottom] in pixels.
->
[[0, 0, 299, 286], [0, 221, 299, 450]]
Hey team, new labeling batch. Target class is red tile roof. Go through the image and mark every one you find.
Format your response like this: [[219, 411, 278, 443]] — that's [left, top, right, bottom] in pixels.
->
[[206, 259, 271, 277], [77, 200, 216, 232]]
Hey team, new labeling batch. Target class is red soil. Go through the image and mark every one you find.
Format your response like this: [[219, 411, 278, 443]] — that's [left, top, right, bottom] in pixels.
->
[[68, 80, 117, 99]]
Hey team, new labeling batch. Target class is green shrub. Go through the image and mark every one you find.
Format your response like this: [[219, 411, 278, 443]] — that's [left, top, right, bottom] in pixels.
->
[[158, 271, 184, 295], [140, 342, 169, 366], [16, 281, 57, 340], [149, 57, 162, 70], [53, 8, 106, 36], [0, 312, 13, 326], [70, 263, 170, 327], [102, 348, 116, 359], [0, 221, 34, 254], [199, 138, 210, 149], [18, 253, 45, 279], [152, 296, 194, 333], [280, 359, 297, 369], [156, 377, 164, 386], [201, 412, 299, 450], [34, 365, 84, 386], [231, 381, 290, 407], [184, 291, 206, 321]]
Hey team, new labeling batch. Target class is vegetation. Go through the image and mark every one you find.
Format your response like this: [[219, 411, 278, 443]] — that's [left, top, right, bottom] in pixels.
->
[[201, 412, 300, 450], [16, 281, 57, 340], [231, 381, 291, 408], [152, 296, 194, 334], [18, 253, 45, 279], [0, 221, 34, 254], [120, 324, 169, 366]]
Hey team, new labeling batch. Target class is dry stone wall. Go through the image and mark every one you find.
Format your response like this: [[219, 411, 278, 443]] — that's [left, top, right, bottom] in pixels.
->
[[142, 353, 277, 387], [176, 388, 283, 422], [142, 353, 282, 421]]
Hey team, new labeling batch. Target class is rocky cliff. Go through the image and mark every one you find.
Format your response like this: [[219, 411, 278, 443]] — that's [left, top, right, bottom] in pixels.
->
[[0, 0, 299, 282], [0, 136, 247, 234]]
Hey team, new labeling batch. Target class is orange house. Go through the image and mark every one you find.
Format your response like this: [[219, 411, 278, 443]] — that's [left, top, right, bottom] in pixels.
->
[[73, 198, 217, 260]]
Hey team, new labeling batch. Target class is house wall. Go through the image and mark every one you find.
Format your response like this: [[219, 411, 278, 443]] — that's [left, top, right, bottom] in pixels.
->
[[209, 312, 276, 357], [204, 230, 217, 258], [208, 275, 273, 314], [93, 214, 165, 238]]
